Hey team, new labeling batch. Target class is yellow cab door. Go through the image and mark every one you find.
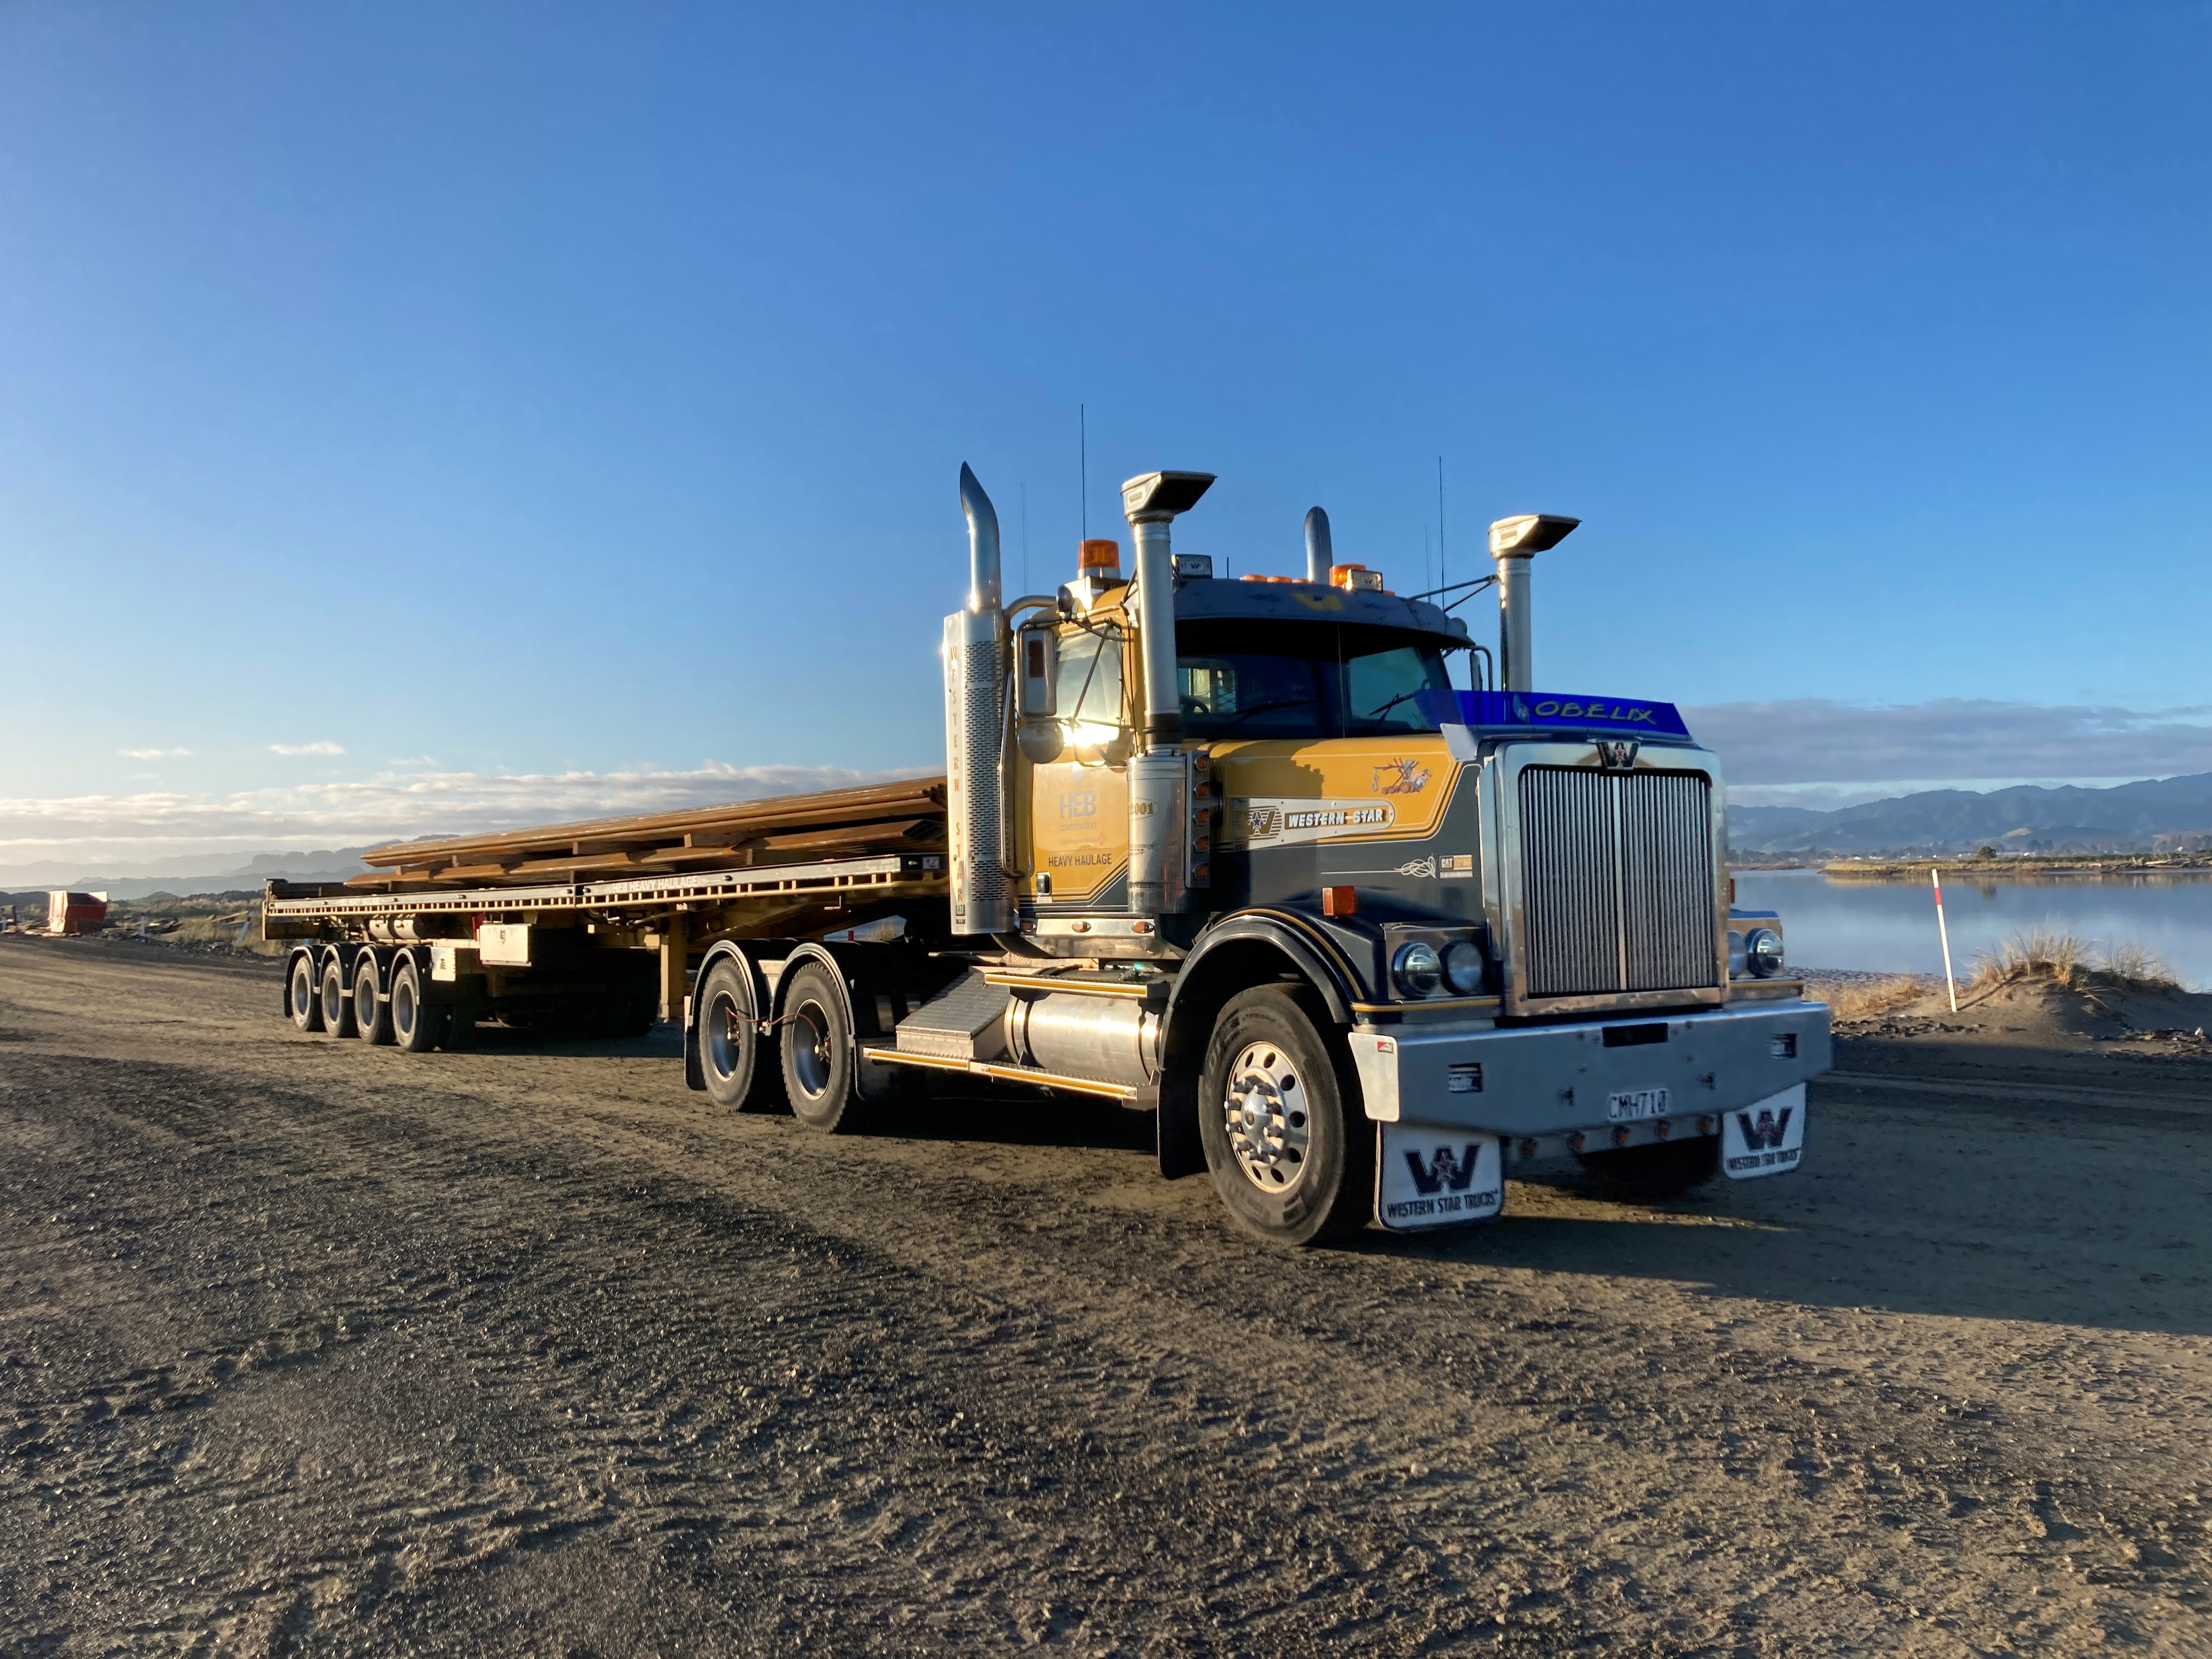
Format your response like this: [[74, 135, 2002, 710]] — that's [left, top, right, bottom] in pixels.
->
[[1022, 618, 1132, 909]]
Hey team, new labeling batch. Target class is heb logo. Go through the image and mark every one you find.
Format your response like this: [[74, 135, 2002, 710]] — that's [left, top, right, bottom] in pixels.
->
[[1402, 1142, 1488, 1196], [1734, 1105, 1793, 1150]]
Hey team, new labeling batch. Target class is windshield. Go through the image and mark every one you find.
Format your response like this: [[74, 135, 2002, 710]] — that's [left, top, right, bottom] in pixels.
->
[[1175, 622, 1455, 741]]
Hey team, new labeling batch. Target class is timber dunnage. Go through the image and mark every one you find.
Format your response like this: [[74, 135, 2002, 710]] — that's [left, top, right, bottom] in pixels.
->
[[346, 776, 948, 893]]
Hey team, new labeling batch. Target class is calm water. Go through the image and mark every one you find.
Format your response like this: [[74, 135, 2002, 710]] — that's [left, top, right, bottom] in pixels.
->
[[1733, 868, 2212, 990]]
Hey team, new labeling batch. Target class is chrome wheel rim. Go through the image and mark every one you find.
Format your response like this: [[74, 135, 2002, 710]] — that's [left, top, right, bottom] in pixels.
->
[[392, 977, 415, 1038], [791, 1002, 833, 1097], [291, 963, 313, 1018], [322, 972, 345, 1029], [356, 973, 377, 1030], [1223, 1041, 1311, 1194], [706, 992, 745, 1081]]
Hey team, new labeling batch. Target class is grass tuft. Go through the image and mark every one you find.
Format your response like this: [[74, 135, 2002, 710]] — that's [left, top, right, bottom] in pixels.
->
[[1826, 977, 1926, 1020], [1967, 930, 2178, 995]]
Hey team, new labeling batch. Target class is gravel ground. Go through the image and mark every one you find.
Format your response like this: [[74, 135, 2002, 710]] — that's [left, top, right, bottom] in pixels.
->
[[3, 936, 2210, 1655]]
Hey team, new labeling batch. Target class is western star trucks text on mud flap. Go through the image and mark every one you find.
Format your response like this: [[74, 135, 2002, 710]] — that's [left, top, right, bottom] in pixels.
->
[[263, 466, 1831, 1248], [1356, 1006, 1830, 1232]]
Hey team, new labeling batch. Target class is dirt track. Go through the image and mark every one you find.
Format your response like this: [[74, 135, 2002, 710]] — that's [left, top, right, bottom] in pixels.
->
[[3, 938, 2210, 1655]]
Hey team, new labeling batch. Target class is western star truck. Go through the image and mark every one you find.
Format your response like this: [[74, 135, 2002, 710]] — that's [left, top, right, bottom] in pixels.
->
[[264, 465, 1830, 1246]]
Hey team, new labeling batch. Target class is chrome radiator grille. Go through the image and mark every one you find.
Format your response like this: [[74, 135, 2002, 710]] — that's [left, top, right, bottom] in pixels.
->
[[1516, 766, 1719, 999]]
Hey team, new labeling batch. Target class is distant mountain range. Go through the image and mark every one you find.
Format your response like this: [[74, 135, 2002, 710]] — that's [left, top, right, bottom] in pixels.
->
[[0, 848, 373, 902], [1729, 772, 2212, 856]]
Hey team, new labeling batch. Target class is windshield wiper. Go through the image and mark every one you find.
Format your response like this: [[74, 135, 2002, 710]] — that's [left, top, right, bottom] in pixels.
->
[[1204, 699, 1313, 734], [1352, 687, 1431, 726]]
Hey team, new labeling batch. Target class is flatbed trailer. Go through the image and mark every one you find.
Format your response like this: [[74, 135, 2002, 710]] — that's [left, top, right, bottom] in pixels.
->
[[268, 464, 1830, 1246]]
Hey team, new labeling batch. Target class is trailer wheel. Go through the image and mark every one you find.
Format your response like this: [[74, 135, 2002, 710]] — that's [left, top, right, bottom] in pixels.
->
[[354, 953, 394, 1045], [390, 958, 448, 1053], [1573, 1137, 1718, 1199], [778, 961, 866, 1132], [287, 952, 324, 1032], [698, 959, 781, 1111], [320, 957, 357, 1039], [1197, 984, 1373, 1248]]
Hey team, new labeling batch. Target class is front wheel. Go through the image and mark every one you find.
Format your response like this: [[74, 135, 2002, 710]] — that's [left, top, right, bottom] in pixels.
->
[[1198, 984, 1374, 1247]]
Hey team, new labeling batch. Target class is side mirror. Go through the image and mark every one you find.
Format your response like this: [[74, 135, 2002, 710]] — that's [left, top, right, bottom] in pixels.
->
[[1015, 623, 1064, 763]]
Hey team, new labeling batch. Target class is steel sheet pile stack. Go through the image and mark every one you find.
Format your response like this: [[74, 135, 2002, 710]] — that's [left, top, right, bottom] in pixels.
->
[[343, 776, 949, 893]]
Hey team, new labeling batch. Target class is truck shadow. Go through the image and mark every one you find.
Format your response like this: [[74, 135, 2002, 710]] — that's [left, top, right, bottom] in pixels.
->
[[1347, 1099, 2212, 1338], [884, 1081, 1157, 1154]]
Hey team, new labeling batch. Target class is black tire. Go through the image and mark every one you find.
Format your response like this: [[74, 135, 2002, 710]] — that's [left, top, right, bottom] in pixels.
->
[[355, 953, 394, 1045], [320, 958, 357, 1039], [699, 958, 781, 1110], [390, 957, 448, 1053], [1573, 1137, 1719, 1199], [778, 961, 866, 1132], [287, 953, 324, 1032], [1198, 984, 1374, 1247]]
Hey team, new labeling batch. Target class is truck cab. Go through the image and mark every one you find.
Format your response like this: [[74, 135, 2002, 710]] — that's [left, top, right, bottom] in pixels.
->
[[927, 466, 1829, 1244]]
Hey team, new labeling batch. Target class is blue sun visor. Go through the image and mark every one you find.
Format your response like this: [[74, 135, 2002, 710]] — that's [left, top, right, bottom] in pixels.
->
[[1414, 689, 1694, 742]]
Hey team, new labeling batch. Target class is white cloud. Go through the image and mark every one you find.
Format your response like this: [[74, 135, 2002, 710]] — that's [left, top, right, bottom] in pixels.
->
[[1682, 699, 2212, 787], [0, 759, 932, 872], [269, 740, 346, 757], [118, 747, 191, 759]]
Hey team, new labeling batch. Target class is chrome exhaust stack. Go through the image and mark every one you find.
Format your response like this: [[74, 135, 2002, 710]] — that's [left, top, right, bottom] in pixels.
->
[[1487, 513, 1579, 693], [1304, 506, 1333, 583], [1120, 470, 1215, 919], [944, 464, 1013, 936]]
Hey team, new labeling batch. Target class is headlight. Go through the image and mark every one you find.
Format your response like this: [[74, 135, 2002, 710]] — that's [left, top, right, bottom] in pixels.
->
[[1744, 927, 1784, 978], [1442, 939, 1486, 996], [1391, 940, 1443, 998]]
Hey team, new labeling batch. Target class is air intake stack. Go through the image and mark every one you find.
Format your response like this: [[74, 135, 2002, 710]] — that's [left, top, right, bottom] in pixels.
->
[[1120, 469, 1215, 918], [944, 464, 1013, 935], [1487, 512, 1580, 692]]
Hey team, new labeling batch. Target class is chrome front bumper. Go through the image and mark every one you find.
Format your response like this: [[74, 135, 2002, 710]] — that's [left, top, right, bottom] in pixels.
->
[[1345, 1000, 1832, 1145]]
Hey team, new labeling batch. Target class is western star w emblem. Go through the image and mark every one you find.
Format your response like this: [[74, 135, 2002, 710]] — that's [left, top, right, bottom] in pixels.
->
[[1734, 1105, 1793, 1150], [1402, 1143, 1488, 1196], [1594, 740, 1639, 769]]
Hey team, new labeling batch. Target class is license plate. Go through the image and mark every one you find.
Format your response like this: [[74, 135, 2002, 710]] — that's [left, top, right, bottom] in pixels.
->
[[1606, 1087, 1671, 1122], [1375, 1127, 1504, 1232]]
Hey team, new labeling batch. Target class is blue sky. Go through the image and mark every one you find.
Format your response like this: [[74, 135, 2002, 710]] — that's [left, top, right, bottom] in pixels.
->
[[3, 3, 2208, 872]]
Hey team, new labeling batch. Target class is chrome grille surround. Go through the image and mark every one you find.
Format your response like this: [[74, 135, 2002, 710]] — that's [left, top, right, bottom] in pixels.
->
[[1481, 742, 1728, 1016]]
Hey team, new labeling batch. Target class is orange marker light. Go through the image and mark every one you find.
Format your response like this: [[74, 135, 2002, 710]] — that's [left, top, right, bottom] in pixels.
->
[[1322, 885, 1357, 917], [1330, 563, 1384, 592]]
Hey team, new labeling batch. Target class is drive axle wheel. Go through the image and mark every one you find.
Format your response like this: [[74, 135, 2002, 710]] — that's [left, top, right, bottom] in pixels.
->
[[287, 952, 324, 1032], [778, 961, 866, 1132], [1198, 984, 1373, 1248], [389, 957, 448, 1053], [699, 958, 782, 1111], [355, 953, 394, 1045], [320, 957, 357, 1039]]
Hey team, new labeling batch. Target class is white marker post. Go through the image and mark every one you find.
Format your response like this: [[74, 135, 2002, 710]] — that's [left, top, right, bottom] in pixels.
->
[[1932, 866, 1959, 1013]]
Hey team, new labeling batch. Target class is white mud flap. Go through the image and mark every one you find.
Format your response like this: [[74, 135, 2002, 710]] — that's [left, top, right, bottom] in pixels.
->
[[1721, 1084, 1808, 1180], [1375, 1126, 1504, 1232]]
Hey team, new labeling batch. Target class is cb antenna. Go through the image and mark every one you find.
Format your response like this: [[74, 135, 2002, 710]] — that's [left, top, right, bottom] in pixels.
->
[[1080, 404, 1088, 540], [1437, 456, 1446, 595]]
